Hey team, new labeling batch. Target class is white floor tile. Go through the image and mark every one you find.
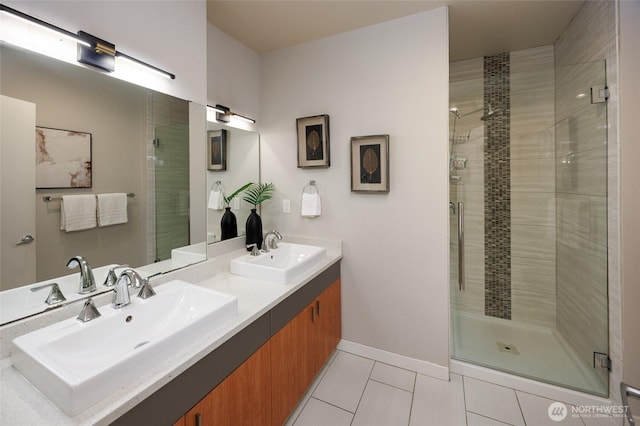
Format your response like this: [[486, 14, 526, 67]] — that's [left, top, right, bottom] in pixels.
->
[[409, 373, 466, 426], [370, 361, 416, 392], [312, 351, 374, 413], [352, 380, 412, 426], [516, 391, 584, 426], [467, 411, 513, 426], [464, 377, 525, 426], [293, 398, 353, 426]]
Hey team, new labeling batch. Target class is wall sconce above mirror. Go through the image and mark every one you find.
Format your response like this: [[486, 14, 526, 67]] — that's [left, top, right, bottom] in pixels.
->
[[0, 3, 175, 83], [207, 104, 256, 127]]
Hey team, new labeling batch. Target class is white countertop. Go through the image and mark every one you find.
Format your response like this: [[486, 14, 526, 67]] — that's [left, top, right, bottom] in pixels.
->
[[0, 236, 342, 426]]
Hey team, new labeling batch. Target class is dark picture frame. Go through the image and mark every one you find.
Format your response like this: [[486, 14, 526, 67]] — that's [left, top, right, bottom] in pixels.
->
[[296, 114, 330, 168], [207, 129, 227, 171], [350, 134, 390, 193], [35, 126, 92, 189]]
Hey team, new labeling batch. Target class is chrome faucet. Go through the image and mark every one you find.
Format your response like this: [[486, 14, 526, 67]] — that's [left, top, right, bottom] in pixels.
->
[[77, 297, 101, 322], [66, 256, 96, 294], [262, 230, 282, 252], [30, 282, 67, 305], [112, 268, 143, 309], [247, 243, 261, 256], [103, 264, 129, 287]]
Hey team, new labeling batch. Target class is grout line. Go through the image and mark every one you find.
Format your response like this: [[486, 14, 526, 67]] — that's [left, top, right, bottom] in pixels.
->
[[466, 410, 514, 425], [309, 397, 357, 416], [462, 373, 469, 426], [513, 388, 527, 426], [368, 377, 414, 394], [407, 368, 418, 426], [348, 360, 376, 423]]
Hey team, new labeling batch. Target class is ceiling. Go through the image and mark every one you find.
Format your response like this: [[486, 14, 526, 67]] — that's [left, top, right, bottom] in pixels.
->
[[207, 0, 584, 62]]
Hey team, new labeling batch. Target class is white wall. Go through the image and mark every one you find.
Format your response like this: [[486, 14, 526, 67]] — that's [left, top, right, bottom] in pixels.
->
[[260, 8, 450, 371], [4, 0, 207, 105], [620, 0, 640, 416], [207, 24, 261, 128]]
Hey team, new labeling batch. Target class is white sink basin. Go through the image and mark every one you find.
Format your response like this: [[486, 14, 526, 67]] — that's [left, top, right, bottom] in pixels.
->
[[230, 242, 326, 284], [12, 280, 237, 416]]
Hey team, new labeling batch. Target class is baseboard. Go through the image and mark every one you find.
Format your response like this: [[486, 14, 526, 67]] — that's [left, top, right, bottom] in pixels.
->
[[337, 339, 449, 381]]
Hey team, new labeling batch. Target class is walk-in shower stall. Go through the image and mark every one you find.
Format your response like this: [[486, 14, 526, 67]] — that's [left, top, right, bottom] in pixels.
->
[[449, 45, 609, 397]]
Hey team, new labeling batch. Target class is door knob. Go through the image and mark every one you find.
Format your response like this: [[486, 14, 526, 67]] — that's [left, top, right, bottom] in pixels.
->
[[16, 235, 34, 245]]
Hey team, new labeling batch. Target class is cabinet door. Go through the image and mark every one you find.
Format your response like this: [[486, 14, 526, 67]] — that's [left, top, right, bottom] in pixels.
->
[[184, 342, 271, 426], [270, 305, 315, 426], [184, 380, 227, 426], [226, 340, 271, 425], [315, 279, 342, 370]]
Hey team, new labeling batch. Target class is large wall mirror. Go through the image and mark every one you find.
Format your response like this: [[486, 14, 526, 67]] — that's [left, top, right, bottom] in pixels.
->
[[205, 121, 260, 246], [0, 44, 210, 324]]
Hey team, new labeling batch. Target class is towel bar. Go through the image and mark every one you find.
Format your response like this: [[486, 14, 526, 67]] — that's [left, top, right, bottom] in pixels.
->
[[43, 193, 135, 202]]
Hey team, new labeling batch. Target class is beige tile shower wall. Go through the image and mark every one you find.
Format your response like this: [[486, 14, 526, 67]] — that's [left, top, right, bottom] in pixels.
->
[[449, 47, 557, 327], [510, 45, 556, 328], [554, 0, 618, 395]]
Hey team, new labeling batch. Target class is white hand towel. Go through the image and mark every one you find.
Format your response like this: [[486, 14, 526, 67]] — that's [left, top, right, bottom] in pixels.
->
[[301, 192, 321, 217], [97, 193, 128, 227], [60, 195, 97, 232], [208, 190, 224, 210]]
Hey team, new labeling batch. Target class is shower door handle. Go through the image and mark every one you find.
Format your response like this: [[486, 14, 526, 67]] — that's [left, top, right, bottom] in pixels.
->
[[457, 202, 465, 291]]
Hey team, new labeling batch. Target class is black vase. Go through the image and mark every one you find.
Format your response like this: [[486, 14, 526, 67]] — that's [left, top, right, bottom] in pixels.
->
[[245, 208, 263, 250], [220, 207, 237, 240]]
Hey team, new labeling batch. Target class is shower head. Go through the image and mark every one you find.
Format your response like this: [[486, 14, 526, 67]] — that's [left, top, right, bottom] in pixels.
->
[[480, 107, 503, 121], [449, 107, 462, 119]]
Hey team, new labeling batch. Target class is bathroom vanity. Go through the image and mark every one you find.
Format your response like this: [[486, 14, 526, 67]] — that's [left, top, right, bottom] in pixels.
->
[[0, 236, 342, 426]]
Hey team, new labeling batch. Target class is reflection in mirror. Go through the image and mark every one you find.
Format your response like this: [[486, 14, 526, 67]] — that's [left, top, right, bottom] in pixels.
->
[[205, 121, 260, 247], [0, 44, 205, 324]]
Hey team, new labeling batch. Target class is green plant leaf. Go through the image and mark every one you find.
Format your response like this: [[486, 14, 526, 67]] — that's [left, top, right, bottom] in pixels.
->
[[224, 182, 253, 205], [242, 182, 275, 207]]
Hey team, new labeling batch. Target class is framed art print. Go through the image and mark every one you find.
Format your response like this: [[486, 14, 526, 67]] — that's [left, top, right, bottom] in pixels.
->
[[297, 114, 330, 168], [207, 129, 227, 171], [35, 126, 92, 188], [350, 134, 390, 193]]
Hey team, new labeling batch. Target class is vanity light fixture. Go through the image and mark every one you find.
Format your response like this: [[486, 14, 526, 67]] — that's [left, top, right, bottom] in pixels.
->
[[0, 4, 90, 47], [209, 104, 256, 124], [0, 3, 175, 80]]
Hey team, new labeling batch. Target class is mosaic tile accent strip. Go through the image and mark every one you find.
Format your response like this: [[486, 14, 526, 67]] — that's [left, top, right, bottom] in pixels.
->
[[484, 52, 512, 320]]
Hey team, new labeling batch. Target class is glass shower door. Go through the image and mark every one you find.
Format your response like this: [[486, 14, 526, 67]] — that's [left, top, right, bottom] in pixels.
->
[[154, 123, 190, 261], [449, 58, 609, 397]]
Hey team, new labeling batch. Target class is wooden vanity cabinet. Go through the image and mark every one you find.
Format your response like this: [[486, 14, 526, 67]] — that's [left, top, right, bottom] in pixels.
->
[[180, 340, 272, 426], [121, 263, 341, 426], [271, 279, 341, 425]]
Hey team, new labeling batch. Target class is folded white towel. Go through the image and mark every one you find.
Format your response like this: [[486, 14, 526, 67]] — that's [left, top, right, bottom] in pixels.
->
[[61, 195, 97, 232], [301, 192, 321, 217], [97, 193, 128, 227], [208, 190, 224, 210]]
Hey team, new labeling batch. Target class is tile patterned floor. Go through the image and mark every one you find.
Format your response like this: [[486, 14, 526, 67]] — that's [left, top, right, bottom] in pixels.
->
[[285, 350, 620, 426]]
